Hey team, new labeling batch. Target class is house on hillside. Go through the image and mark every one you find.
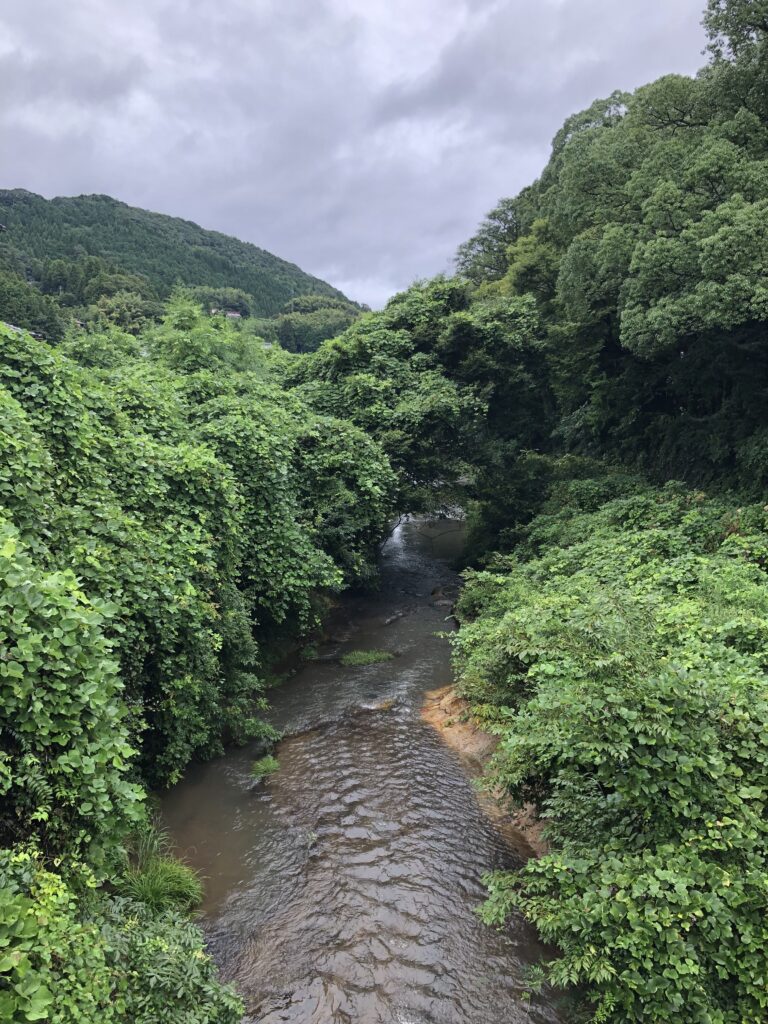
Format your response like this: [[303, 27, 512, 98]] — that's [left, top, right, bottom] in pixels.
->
[[210, 307, 243, 319]]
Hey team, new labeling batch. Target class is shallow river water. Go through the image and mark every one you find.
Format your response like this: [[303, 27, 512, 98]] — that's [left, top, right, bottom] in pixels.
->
[[162, 517, 564, 1024]]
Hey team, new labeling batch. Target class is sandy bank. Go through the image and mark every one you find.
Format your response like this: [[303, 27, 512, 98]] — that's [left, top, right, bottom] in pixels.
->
[[421, 686, 548, 860]]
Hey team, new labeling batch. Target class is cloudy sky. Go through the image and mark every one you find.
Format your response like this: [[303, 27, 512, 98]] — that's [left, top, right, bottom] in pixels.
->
[[2, 0, 707, 306]]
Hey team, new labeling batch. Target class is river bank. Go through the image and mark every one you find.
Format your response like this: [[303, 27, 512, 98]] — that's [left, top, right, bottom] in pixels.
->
[[421, 686, 548, 860]]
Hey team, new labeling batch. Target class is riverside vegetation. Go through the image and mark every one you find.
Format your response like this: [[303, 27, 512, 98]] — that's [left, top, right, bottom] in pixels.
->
[[2, 0, 768, 1020]]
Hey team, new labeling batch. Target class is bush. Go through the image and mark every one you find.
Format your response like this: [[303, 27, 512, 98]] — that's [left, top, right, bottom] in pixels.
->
[[455, 479, 768, 1022], [0, 314, 399, 1018], [0, 850, 113, 1023], [101, 898, 242, 1024], [0, 519, 142, 864], [117, 858, 203, 912], [0, 849, 242, 1024]]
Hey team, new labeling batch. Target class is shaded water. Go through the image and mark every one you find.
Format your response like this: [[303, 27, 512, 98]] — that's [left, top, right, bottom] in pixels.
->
[[163, 518, 563, 1024]]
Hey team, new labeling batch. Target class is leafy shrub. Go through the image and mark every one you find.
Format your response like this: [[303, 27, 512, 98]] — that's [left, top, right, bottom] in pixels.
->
[[0, 519, 142, 864], [0, 850, 113, 1023], [0, 315, 394, 785], [0, 310, 398, 1017], [455, 480, 768, 1022], [0, 849, 242, 1024], [101, 898, 243, 1024]]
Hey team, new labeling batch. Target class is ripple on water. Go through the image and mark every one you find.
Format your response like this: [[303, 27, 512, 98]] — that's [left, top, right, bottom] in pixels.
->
[[163, 519, 564, 1024], [200, 714, 561, 1024]]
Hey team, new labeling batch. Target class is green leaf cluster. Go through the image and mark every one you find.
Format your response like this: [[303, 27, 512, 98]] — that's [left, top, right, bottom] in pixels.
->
[[250, 754, 280, 779], [0, 303, 395, 787], [290, 278, 548, 512], [339, 649, 393, 666], [457, 6, 768, 499]]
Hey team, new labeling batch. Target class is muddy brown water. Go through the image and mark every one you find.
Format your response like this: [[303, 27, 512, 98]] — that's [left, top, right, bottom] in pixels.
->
[[162, 517, 565, 1024]]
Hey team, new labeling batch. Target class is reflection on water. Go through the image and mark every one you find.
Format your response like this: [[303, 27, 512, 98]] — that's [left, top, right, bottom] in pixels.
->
[[162, 518, 564, 1024]]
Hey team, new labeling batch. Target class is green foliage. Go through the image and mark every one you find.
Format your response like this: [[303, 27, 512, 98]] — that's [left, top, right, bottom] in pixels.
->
[[0, 849, 242, 1024], [0, 266, 65, 341], [0, 306, 393, 785], [705, 0, 768, 57], [187, 286, 254, 317], [116, 822, 204, 912], [290, 281, 489, 510], [291, 414, 397, 582], [454, 16, 768, 497], [455, 195, 533, 282], [251, 754, 279, 779], [270, 294, 362, 353], [148, 293, 269, 374], [118, 858, 203, 912], [88, 291, 163, 335], [4, 4, 768, 1018], [37, 254, 157, 308], [0, 519, 142, 864], [0, 296, 396, 1018], [100, 898, 243, 1024], [0, 850, 112, 1023], [455, 478, 768, 1022], [292, 275, 555, 531], [0, 321, 256, 784], [440, 14, 768, 1016], [339, 649, 394, 666]]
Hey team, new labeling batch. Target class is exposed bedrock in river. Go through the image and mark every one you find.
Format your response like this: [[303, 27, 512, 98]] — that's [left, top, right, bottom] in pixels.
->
[[163, 518, 564, 1024]]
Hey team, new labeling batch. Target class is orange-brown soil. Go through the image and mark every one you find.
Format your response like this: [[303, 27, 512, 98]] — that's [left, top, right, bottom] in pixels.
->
[[421, 686, 548, 860]]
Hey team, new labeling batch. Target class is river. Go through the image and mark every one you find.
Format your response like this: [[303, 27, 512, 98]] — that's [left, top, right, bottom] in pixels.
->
[[162, 516, 564, 1024]]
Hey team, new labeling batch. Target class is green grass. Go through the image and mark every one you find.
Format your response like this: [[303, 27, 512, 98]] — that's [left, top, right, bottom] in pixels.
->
[[339, 648, 394, 666], [115, 819, 205, 912], [118, 857, 204, 911], [251, 754, 280, 779]]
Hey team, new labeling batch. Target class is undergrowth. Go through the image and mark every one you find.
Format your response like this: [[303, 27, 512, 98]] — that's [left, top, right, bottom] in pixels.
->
[[454, 474, 768, 1023]]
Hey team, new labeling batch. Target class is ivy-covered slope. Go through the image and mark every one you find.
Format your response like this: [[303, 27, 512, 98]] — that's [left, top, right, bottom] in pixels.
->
[[454, 468, 768, 1023], [0, 190, 346, 316], [0, 300, 398, 1023]]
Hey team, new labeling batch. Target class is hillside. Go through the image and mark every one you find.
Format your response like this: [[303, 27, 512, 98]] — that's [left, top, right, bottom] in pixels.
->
[[0, 189, 347, 316]]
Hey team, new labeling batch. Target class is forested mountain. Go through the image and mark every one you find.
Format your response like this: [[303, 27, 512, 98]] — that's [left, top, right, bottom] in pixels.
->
[[0, 189, 347, 316], [2, 1, 768, 1022]]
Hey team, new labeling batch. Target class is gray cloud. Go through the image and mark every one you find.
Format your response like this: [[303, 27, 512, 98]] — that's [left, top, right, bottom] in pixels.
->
[[0, 0, 706, 307]]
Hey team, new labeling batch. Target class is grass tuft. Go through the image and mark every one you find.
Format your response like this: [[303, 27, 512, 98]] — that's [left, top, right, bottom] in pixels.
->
[[339, 649, 394, 667], [251, 754, 279, 779], [118, 856, 204, 911]]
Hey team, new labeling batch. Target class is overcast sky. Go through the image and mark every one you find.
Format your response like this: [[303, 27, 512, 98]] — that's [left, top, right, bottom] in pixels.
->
[[2, 0, 707, 307]]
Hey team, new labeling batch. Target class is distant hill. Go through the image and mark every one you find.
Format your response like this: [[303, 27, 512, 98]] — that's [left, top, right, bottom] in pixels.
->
[[0, 190, 347, 316]]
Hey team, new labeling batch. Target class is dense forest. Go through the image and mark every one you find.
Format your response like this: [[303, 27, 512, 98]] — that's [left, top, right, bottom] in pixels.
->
[[1, 0, 768, 1021]]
